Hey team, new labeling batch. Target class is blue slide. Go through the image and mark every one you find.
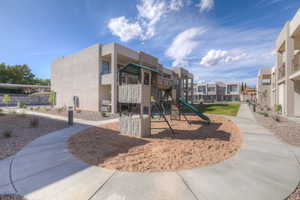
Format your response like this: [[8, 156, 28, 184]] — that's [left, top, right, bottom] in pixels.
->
[[178, 98, 210, 124]]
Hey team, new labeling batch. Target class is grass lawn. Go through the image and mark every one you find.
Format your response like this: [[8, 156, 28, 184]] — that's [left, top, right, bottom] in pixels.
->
[[183, 103, 241, 116]]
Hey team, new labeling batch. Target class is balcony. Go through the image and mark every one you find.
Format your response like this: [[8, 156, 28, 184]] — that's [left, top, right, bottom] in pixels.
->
[[289, 63, 300, 80]]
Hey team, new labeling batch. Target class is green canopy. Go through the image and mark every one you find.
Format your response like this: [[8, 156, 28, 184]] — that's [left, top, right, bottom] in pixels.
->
[[118, 62, 161, 75]]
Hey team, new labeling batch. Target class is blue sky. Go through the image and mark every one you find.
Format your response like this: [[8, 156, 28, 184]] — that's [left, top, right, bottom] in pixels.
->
[[0, 0, 299, 86]]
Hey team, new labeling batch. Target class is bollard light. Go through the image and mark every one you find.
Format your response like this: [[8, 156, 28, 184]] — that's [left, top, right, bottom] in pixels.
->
[[68, 106, 74, 126]]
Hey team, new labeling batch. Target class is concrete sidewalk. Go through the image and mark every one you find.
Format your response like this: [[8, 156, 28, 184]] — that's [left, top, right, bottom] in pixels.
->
[[0, 104, 299, 200]]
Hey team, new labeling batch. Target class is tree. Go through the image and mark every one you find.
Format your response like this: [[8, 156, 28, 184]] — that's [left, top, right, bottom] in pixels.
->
[[0, 63, 50, 86], [48, 91, 56, 107], [2, 94, 11, 107]]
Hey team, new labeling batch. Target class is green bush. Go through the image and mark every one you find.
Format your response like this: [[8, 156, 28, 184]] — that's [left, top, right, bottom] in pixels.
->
[[2, 94, 10, 106], [3, 129, 12, 138], [30, 118, 39, 128], [276, 104, 282, 114], [20, 103, 27, 109]]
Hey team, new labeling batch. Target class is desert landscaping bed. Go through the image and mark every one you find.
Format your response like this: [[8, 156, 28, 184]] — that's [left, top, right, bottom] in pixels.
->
[[68, 115, 242, 172], [253, 112, 300, 147], [0, 112, 67, 160]]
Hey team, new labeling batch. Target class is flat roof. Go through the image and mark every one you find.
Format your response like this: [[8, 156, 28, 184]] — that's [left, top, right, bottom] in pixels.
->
[[118, 62, 161, 75]]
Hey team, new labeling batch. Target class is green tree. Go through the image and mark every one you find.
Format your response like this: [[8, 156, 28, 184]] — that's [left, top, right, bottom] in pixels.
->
[[2, 94, 11, 107], [48, 91, 56, 107], [0, 63, 50, 86]]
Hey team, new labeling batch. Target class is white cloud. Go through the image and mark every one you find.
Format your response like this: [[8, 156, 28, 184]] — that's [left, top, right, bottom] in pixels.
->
[[200, 49, 247, 67], [196, 0, 214, 12], [166, 27, 206, 66], [169, 0, 185, 11], [107, 17, 142, 42], [107, 0, 186, 41]]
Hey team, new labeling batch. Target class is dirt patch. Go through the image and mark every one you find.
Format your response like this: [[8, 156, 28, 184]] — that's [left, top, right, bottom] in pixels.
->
[[0, 113, 67, 160], [68, 115, 242, 172], [0, 194, 26, 200], [254, 112, 300, 147]]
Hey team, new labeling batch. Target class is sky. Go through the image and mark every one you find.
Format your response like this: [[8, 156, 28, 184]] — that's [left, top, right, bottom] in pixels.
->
[[0, 0, 300, 86]]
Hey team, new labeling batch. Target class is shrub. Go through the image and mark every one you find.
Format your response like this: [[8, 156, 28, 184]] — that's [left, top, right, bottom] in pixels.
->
[[30, 118, 39, 128], [263, 112, 269, 117], [44, 107, 51, 112], [272, 115, 280, 122], [3, 129, 12, 138], [276, 104, 282, 114], [20, 103, 27, 109], [2, 94, 10, 106]]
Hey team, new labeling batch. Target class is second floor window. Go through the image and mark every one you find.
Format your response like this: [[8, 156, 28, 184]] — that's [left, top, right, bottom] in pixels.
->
[[228, 85, 238, 92], [101, 61, 110, 75]]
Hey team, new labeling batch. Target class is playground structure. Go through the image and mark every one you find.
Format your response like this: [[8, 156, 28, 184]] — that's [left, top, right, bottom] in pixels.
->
[[118, 63, 210, 138]]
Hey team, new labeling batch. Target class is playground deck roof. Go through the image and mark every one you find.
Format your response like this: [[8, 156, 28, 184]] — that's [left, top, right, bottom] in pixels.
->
[[118, 63, 161, 75]]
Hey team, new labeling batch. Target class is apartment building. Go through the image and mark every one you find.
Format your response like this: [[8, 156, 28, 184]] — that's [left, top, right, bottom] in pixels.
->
[[240, 87, 256, 102], [271, 9, 300, 117], [193, 82, 240, 103], [256, 68, 272, 108], [51, 43, 193, 114]]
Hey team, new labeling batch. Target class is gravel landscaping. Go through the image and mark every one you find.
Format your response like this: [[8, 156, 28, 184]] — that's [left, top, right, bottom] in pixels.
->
[[254, 112, 300, 147], [68, 115, 242, 172], [0, 112, 67, 160]]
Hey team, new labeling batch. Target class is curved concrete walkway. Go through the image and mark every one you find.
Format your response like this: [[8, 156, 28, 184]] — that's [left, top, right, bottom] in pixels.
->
[[1, 104, 300, 200]]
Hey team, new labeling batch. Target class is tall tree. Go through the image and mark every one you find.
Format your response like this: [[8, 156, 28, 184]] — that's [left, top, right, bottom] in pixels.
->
[[0, 63, 49, 85]]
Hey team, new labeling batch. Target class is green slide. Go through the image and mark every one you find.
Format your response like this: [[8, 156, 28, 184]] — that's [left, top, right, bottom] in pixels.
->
[[178, 98, 210, 124]]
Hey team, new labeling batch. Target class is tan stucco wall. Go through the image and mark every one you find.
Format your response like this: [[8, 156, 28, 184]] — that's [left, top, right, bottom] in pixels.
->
[[51, 44, 101, 111]]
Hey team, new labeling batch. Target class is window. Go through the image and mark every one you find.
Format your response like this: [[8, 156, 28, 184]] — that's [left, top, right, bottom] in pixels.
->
[[262, 79, 271, 85], [101, 61, 110, 75], [228, 85, 238, 92], [198, 86, 206, 93]]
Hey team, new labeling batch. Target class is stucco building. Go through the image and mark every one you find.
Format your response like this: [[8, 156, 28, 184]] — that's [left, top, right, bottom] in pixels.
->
[[256, 68, 272, 109], [51, 43, 193, 114], [271, 8, 300, 117], [193, 82, 241, 103]]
